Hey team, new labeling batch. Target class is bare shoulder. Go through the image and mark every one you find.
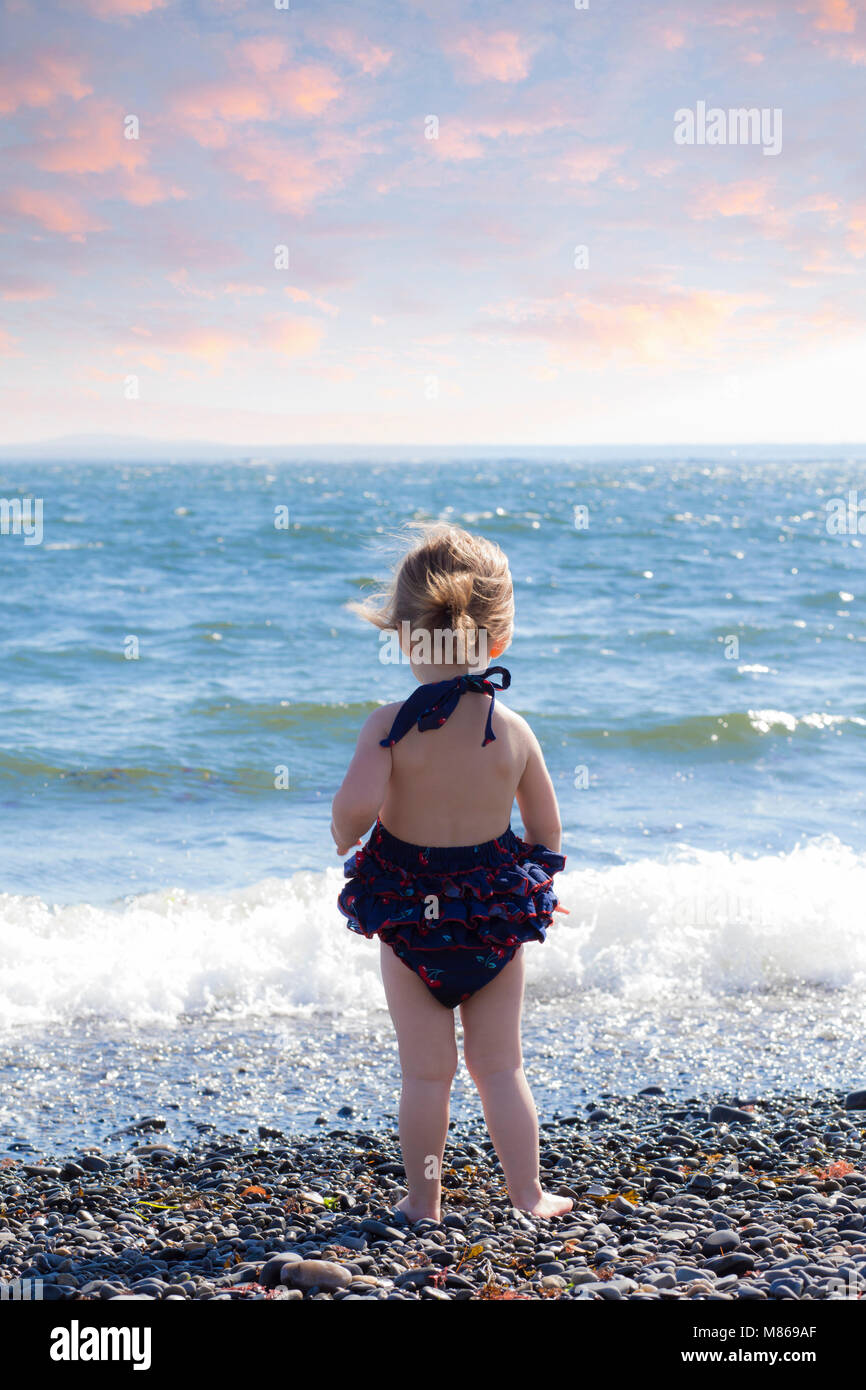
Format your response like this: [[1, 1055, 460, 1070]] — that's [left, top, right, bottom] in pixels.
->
[[359, 701, 401, 741], [494, 701, 536, 750]]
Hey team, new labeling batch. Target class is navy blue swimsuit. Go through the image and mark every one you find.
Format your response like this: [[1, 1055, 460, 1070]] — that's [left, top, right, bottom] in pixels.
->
[[337, 666, 566, 1009]]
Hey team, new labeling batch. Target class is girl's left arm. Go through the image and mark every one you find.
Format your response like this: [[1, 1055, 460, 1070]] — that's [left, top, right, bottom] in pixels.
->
[[331, 708, 393, 855]]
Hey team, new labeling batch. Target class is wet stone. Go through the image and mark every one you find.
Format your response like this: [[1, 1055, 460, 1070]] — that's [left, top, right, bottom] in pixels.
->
[[1, 1092, 862, 1301]]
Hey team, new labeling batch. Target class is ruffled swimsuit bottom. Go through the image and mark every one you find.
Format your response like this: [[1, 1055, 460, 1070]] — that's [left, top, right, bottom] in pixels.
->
[[338, 819, 566, 1009]]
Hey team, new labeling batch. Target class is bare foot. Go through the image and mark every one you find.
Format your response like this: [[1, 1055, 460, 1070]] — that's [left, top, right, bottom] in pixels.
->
[[512, 1190, 574, 1219], [394, 1193, 441, 1224]]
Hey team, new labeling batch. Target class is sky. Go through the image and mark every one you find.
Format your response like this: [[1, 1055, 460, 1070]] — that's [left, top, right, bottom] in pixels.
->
[[1, 0, 865, 447]]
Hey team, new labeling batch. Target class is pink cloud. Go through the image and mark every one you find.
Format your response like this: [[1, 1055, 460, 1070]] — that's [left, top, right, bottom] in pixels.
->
[[646, 158, 677, 178], [172, 62, 342, 146], [0, 276, 55, 301], [320, 29, 393, 76], [705, 4, 774, 29], [2, 187, 106, 240], [540, 145, 623, 185], [123, 171, 185, 205], [799, 0, 865, 60], [171, 330, 239, 367], [800, 193, 841, 215], [116, 328, 237, 370], [129, 350, 167, 372], [221, 128, 379, 213], [690, 179, 778, 220], [428, 112, 580, 164], [284, 286, 339, 316], [477, 285, 764, 366], [172, 83, 273, 144], [290, 66, 343, 115], [32, 102, 145, 175], [815, 33, 866, 62], [222, 139, 342, 214], [25, 102, 186, 206], [800, 247, 856, 275], [688, 184, 851, 271], [810, 0, 858, 33], [167, 269, 215, 299], [79, 0, 169, 17], [263, 317, 325, 357], [239, 38, 289, 74], [428, 125, 486, 161], [845, 203, 866, 256], [110, 311, 326, 370], [447, 29, 536, 84], [689, 180, 804, 243], [646, 170, 848, 254], [0, 51, 91, 113]]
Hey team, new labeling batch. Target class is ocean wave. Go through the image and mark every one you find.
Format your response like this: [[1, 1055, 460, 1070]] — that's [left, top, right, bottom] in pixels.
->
[[564, 710, 866, 749], [0, 754, 264, 791], [189, 698, 379, 729], [0, 839, 862, 1030], [2, 705, 861, 795], [748, 710, 866, 735]]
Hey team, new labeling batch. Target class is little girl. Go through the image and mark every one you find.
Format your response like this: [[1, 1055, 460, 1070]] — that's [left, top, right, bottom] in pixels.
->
[[332, 523, 571, 1221]]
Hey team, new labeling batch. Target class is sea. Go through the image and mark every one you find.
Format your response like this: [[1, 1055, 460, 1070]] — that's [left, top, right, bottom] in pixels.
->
[[1, 451, 864, 1155]]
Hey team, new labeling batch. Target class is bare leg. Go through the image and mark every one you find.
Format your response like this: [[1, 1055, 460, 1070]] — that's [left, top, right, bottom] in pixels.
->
[[379, 940, 458, 1222], [460, 946, 572, 1218]]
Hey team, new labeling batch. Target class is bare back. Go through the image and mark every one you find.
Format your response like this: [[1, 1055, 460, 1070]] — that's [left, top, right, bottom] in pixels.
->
[[377, 692, 529, 845], [332, 677, 562, 855]]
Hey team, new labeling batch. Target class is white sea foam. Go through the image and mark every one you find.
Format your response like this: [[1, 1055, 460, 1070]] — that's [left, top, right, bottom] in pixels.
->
[[0, 839, 863, 1030], [748, 709, 866, 734]]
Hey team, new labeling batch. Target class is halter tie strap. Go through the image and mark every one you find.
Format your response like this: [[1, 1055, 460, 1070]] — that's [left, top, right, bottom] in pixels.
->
[[379, 665, 511, 749]]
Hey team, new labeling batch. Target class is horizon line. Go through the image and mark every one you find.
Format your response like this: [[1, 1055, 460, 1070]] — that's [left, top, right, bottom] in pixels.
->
[[3, 435, 866, 452]]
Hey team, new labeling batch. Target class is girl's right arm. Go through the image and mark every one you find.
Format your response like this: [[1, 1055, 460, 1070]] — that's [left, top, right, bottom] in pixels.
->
[[515, 728, 562, 852], [331, 707, 393, 855]]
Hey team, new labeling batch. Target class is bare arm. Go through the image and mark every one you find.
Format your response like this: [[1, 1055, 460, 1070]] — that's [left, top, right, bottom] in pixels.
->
[[515, 729, 562, 852], [331, 707, 393, 855]]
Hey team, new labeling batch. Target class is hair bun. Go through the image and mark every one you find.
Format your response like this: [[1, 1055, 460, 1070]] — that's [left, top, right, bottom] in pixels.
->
[[426, 569, 475, 629]]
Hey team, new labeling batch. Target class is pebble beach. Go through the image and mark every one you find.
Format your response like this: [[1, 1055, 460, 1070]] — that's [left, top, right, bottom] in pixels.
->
[[3, 1088, 865, 1302]]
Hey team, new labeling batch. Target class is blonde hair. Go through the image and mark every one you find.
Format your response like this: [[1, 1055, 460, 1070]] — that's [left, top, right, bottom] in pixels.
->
[[349, 522, 514, 657]]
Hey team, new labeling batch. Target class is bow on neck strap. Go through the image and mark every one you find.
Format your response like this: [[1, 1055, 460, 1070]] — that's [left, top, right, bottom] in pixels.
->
[[379, 665, 511, 749]]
